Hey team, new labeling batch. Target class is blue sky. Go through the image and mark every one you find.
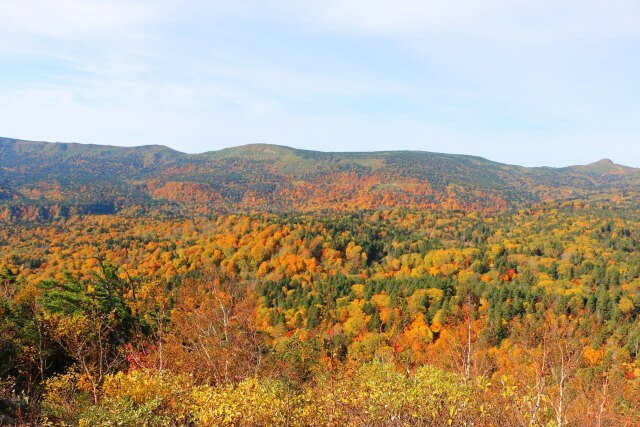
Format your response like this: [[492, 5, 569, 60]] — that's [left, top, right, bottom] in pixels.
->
[[1, 1, 639, 167]]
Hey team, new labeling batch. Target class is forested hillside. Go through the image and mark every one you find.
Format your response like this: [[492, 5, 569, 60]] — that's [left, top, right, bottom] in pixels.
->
[[2, 137, 639, 219], [1, 138, 640, 426]]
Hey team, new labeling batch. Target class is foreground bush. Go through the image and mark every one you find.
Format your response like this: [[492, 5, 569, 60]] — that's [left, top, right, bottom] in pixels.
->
[[40, 362, 536, 426]]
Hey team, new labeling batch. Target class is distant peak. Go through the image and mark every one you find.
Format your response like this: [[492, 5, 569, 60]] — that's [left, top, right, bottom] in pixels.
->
[[592, 158, 615, 165], [570, 158, 631, 176]]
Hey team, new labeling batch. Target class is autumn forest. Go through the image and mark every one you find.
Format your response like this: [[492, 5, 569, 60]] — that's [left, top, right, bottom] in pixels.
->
[[1, 138, 640, 426]]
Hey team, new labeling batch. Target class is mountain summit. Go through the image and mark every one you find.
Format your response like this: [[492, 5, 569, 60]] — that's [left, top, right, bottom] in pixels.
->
[[568, 158, 632, 176]]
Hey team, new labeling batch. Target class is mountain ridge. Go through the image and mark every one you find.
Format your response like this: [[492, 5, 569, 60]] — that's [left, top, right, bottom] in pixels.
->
[[1, 136, 638, 219], [5, 136, 633, 170], [3, 136, 636, 170]]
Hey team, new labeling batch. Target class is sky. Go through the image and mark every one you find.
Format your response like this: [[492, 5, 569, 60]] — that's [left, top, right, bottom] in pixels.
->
[[0, 1, 639, 167]]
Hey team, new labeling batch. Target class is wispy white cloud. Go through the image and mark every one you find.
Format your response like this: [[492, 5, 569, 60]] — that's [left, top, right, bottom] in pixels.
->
[[271, 0, 640, 40], [0, 0, 165, 41]]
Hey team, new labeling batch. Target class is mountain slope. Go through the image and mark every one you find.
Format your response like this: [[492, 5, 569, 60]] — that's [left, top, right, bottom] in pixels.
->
[[1, 136, 638, 218]]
